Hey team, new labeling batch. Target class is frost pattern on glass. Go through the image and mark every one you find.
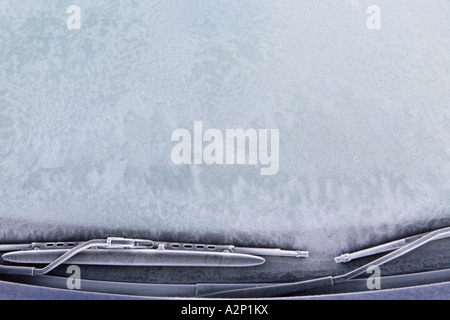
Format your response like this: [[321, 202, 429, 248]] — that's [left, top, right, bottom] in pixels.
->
[[0, 0, 449, 250]]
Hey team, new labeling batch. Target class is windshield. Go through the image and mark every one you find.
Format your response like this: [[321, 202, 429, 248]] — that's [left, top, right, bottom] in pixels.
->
[[0, 0, 449, 287]]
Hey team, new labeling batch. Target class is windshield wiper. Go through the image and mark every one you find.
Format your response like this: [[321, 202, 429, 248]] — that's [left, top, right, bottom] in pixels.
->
[[201, 226, 450, 298], [335, 228, 450, 263], [0, 238, 308, 276], [0, 227, 448, 298]]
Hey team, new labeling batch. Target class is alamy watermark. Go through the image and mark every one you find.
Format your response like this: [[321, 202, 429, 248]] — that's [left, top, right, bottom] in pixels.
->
[[171, 121, 279, 176], [66, 5, 81, 30], [366, 265, 381, 290], [367, 5, 381, 30], [65, 4, 380, 31], [66, 265, 81, 290]]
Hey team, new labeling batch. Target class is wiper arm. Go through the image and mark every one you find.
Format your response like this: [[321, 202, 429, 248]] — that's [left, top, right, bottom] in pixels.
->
[[335, 228, 450, 263], [1, 227, 448, 298], [0, 239, 122, 276], [202, 226, 450, 298], [0, 237, 308, 276]]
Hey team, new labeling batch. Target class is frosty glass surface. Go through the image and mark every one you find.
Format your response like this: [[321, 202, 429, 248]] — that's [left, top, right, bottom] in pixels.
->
[[0, 1, 449, 251]]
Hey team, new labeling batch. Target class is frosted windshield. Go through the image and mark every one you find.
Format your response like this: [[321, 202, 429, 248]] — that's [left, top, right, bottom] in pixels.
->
[[0, 1, 449, 253]]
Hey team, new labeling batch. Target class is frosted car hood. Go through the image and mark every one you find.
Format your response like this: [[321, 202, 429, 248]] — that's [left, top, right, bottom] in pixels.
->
[[0, 0, 449, 260]]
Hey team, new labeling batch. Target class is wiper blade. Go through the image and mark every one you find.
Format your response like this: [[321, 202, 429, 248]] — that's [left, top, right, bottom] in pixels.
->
[[335, 228, 450, 263], [1, 227, 448, 298], [0, 237, 308, 276], [201, 226, 450, 298]]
